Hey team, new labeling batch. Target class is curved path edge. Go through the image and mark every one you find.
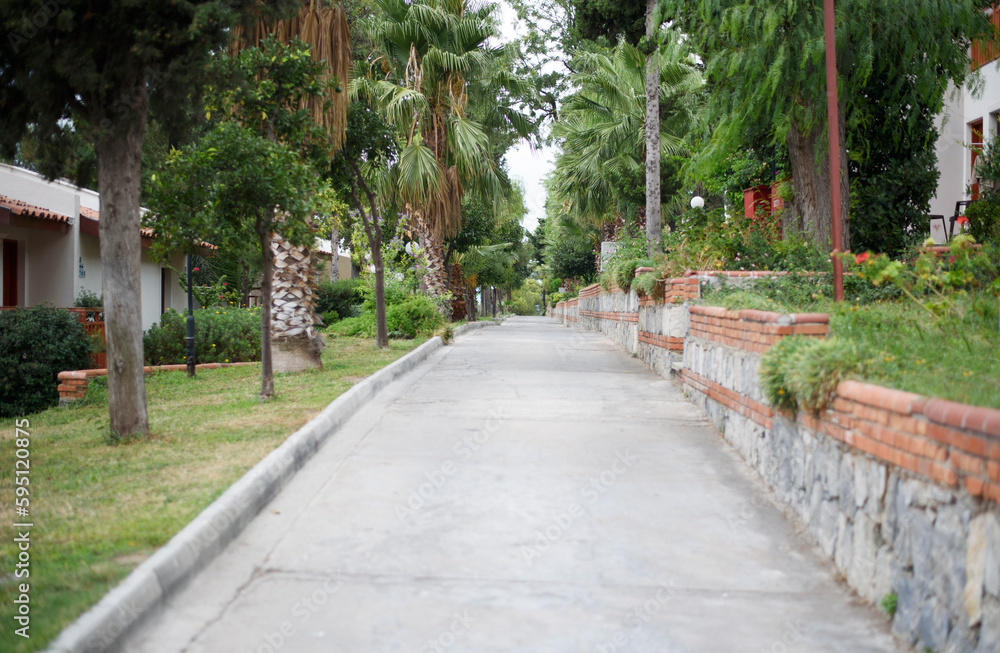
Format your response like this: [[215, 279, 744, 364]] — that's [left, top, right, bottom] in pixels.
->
[[46, 320, 499, 653]]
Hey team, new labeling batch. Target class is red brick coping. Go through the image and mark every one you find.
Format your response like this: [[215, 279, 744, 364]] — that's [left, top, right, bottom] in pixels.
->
[[688, 305, 829, 353], [579, 310, 638, 323], [58, 362, 255, 402]]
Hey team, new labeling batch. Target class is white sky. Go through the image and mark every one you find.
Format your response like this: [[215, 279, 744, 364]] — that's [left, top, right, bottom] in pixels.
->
[[497, 1, 557, 235]]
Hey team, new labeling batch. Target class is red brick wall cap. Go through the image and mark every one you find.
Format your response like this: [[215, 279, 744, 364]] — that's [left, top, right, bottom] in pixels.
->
[[838, 380, 922, 415], [922, 398, 1000, 438]]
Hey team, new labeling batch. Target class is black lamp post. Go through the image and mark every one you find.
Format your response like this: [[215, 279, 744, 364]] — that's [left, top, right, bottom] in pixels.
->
[[186, 254, 196, 377]]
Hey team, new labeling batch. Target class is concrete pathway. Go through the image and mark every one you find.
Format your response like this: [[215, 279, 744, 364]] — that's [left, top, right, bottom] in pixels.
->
[[123, 317, 902, 653]]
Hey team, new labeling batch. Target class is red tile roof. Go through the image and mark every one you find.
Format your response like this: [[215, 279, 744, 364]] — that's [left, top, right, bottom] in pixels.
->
[[79, 207, 217, 250], [0, 194, 72, 223]]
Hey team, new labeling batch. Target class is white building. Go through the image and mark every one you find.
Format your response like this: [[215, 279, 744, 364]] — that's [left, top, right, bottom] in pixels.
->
[[0, 163, 191, 330], [929, 10, 1000, 242]]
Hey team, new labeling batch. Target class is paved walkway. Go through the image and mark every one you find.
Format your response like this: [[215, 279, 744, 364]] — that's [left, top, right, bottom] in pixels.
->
[[124, 317, 902, 653]]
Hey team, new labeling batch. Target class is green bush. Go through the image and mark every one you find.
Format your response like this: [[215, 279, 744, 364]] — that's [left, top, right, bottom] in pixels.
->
[[143, 308, 261, 365], [328, 312, 376, 337], [964, 193, 1000, 245], [760, 336, 869, 414], [611, 257, 654, 292], [74, 289, 103, 308], [316, 278, 363, 321], [0, 306, 91, 416], [509, 279, 543, 315], [386, 295, 443, 338]]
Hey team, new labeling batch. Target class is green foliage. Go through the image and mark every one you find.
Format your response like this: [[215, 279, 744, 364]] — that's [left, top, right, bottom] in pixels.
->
[[848, 73, 940, 256], [717, 291, 781, 312], [964, 193, 1000, 246], [316, 279, 364, 322], [74, 290, 103, 308], [547, 228, 599, 282], [143, 308, 261, 366], [760, 336, 869, 414], [547, 36, 700, 228], [386, 295, 444, 338], [658, 207, 828, 278], [548, 292, 566, 306], [881, 593, 898, 617], [612, 258, 654, 292], [0, 306, 91, 417], [675, 0, 991, 250], [509, 279, 544, 315], [572, 0, 645, 44]]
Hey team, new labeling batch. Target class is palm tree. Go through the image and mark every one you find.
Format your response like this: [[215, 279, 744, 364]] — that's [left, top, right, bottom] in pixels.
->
[[548, 36, 701, 236], [354, 0, 530, 301], [228, 1, 351, 371]]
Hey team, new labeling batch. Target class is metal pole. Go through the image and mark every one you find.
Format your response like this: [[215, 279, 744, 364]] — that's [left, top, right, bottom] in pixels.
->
[[824, 0, 845, 302], [185, 254, 196, 377]]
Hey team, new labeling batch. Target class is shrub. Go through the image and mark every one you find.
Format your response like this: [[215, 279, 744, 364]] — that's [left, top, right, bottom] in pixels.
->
[[633, 272, 663, 299], [612, 257, 654, 292], [964, 193, 1000, 245], [316, 279, 363, 321], [509, 280, 543, 315], [328, 312, 376, 337], [0, 306, 91, 416], [760, 336, 869, 414], [74, 289, 103, 308], [143, 308, 261, 365], [386, 295, 443, 338]]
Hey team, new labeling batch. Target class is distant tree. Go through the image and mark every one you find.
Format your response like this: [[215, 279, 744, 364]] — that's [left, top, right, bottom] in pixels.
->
[[0, 0, 297, 437]]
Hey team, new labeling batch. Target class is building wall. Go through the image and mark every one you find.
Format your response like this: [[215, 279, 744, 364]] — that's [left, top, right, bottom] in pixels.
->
[[930, 87, 966, 239]]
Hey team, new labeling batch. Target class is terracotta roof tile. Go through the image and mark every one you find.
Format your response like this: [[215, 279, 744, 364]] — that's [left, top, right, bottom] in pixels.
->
[[80, 207, 217, 250], [0, 194, 72, 223]]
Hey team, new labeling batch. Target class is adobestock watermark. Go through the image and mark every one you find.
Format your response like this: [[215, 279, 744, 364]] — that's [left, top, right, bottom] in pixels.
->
[[241, 570, 344, 653], [596, 581, 680, 652], [418, 610, 476, 653], [11, 418, 33, 639], [6, 0, 73, 53], [521, 448, 639, 565], [394, 407, 508, 521]]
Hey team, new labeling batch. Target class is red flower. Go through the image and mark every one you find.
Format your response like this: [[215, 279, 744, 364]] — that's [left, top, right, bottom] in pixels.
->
[[956, 216, 970, 225], [193, 267, 200, 272], [222, 282, 228, 286], [855, 252, 870, 264]]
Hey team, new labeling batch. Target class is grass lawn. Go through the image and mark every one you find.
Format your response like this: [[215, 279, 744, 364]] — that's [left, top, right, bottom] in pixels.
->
[[704, 275, 1000, 409], [0, 336, 423, 652]]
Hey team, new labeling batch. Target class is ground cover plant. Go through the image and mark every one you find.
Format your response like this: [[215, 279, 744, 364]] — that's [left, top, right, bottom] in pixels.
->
[[0, 337, 421, 652], [702, 238, 1000, 410], [143, 307, 262, 365]]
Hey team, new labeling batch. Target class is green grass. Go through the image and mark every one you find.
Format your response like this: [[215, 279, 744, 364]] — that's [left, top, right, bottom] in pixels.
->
[[0, 336, 423, 652], [703, 275, 1000, 409]]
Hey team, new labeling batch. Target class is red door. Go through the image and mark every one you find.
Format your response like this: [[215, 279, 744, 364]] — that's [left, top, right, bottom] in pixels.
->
[[2, 239, 17, 306]]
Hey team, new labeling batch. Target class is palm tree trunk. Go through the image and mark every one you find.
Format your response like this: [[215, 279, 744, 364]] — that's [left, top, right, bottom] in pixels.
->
[[414, 213, 449, 301], [270, 231, 324, 373], [645, 0, 661, 258]]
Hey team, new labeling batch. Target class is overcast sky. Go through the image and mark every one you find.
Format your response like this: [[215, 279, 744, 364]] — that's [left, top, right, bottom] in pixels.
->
[[497, 1, 557, 235]]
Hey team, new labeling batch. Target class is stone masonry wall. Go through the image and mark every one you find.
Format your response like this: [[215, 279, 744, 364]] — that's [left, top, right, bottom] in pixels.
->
[[555, 286, 1000, 652], [681, 305, 1000, 653]]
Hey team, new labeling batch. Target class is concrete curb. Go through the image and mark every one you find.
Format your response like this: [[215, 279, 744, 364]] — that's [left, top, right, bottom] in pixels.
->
[[45, 326, 495, 653]]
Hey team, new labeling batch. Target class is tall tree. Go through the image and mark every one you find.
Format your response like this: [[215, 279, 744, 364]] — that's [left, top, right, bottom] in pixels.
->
[[548, 38, 700, 231], [229, 1, 352, 371], [674, 0, 993, 252], [644, 0, 661, 257], [0, 0, 296, 437], [355, 0, 532, 302]]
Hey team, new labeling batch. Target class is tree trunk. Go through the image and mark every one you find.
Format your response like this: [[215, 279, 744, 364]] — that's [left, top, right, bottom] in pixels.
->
[[644, 0, 661, 258], [348, 167, 387, 348], [270, 232, 324, 373], [258, 221, 275, 401], [373, 248, 388, 348], [329, 224, 339, 282], [785, 112, 850, 252], [95, 94, 149, 439], [414, 213, 449, 302]]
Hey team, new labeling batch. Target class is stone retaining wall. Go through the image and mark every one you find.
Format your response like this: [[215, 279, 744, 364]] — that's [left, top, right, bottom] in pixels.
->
[[554, 281, 1000, 652]]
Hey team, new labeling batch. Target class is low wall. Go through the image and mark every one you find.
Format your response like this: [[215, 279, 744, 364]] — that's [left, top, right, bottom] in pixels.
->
[[555, 282, 1000, 652], [58, 362, 255, 404]]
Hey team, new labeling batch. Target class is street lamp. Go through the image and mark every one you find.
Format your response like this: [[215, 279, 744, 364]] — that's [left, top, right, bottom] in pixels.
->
[[690, 196, 705, 209], [185, 254, 196, 377]]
